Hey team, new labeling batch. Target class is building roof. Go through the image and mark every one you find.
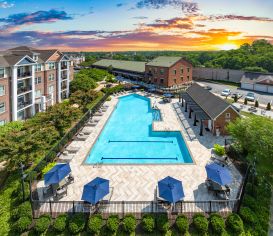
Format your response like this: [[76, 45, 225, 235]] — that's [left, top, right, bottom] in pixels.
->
[[93, 59, 146, 73], [241, 72, 273, 85], [146, 56, 183, 67], [186, 83, 232, 119]]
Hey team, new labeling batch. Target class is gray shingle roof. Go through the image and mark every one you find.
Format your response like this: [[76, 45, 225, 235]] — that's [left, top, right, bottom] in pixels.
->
[[186, 83, 231, 119], [146, 56, 182, 67], [93, 59, 146, 73]]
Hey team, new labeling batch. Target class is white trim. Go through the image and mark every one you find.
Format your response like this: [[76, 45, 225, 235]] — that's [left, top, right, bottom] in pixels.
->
[[44, 50, 59, 63], [14, 55, 37, 66]]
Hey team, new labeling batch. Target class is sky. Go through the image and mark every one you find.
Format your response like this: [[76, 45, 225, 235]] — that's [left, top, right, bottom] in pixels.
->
[[0, 0, 272, 51]]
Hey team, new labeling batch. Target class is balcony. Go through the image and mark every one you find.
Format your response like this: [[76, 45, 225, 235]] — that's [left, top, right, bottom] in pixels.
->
[[17, 71, 32, 78], [61, 64, 68, 70], [17, 99, 32, 110], [61, 73, 68, 80], [61, 84, 68, 90], [17, 85, 32, 95]]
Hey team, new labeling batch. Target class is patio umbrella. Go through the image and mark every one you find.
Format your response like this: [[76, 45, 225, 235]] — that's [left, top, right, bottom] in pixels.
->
[[158, 176, 185, 203], [205, 163, 232, 186], [44, 163, 71, 186], [148, 88, 156, 92], [163, 93, 173, 98], [132, 85, 140, 89], [81, 177, 109, 204]]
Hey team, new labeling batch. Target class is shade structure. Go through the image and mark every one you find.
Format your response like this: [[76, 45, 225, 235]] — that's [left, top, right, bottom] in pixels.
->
[[158, 176, 185, 203], [163, 93, 173, 98], [44, 163, 71, 186], [82, 177, 109, 204], [148, 88, 156, 92], [132, 85, 140, 89], [205, 163, 232, 186]]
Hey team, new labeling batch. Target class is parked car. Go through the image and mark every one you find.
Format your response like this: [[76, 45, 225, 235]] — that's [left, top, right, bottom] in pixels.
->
[[231, 92, 243, 99], [245, 92, 255, 102], [221, 89, 231, 96], [204, 85, 212, 90]]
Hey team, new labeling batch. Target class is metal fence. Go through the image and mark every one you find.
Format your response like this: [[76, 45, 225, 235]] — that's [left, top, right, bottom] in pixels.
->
[[31, 199, 239, 220]]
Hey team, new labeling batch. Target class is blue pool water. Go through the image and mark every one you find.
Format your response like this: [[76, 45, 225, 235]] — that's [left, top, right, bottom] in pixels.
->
[[85, 94, 193, 164]]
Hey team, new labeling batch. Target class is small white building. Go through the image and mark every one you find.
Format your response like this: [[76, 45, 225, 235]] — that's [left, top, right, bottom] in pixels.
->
[[241, 72, 273, 94]]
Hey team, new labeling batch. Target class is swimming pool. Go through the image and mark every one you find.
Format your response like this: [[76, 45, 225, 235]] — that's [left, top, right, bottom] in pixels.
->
[[85, 94, 193, 164]]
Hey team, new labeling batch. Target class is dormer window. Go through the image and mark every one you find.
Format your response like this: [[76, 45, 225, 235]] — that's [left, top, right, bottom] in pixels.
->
[[33, 55, 38, 61]]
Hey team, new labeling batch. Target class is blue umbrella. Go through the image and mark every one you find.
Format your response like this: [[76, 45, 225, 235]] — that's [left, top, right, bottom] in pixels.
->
[[205, 163, 232, 186], [82, 177, 109, 204], [148, 88, 156, 92], [163, 93, 173, 98], [44, 163, 71, 186], [132, 85, 140, 89], [158, 176, 185, 203]]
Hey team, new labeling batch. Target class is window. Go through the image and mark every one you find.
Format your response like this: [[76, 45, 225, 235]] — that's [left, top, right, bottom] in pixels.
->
[[0, 85, 5, 96], [48, 74, 55, 81], [180, 67, 184, 74], [0, 68, 4, 78], [48, 85, 54, 95], [48, 62, 55, 70], [187, 76, 190, 80], [180, 76, 184, 81], [35, 90, 41, 98], [173, 69, 176, 75], [35, 64, 42, 72], [225, 113, 231, 119], [160, 78, 164, 84], [154, 68, 157, 73], [154, 78, 157, 82], [0, 120, 5, 126], [0, 102, 5, 114], [35, 77, 42, 84], [174, 79, 177, 84], [187, 67, 190, 73], [160, 69, 164, 75], [33, 55, 38, 61]]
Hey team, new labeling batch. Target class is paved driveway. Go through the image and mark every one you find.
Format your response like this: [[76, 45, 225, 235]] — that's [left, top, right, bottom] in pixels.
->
[[197, 81, 273, 105]]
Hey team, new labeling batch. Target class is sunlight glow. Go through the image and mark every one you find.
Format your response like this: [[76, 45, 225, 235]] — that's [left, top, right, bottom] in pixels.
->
[[217, 43, 239, 50]]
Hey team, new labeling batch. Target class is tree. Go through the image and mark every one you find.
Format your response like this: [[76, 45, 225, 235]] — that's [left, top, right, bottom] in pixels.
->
[[70, 73, 97, 93], [70, 90, 98, 110], [227, 116, 273, 181]]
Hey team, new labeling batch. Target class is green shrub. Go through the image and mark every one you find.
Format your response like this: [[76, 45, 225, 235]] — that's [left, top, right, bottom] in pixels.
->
[[87, 214, 103, 235], [244, 98, 248, 105], [213, 144, 225, 156], [53, 214, 68, 233], [141, 214, 155, 233], [226, 213, 244, 234], [242, 195, 257, 210], [15, 216, 32, 233], [175, 214, 189, 234], [34, 214, 51, 234], [209, 213, 225, 234], [234, 94, 238, 102], [106, 214, 120, 233], [156, 214, 169, 233], [192, 213, 208, 235], [266, 102, 271, 110], [42, 162, 56, 178], [239, 207, 257, 225], [12, 201, 32, 220], [255, 100, 259, 107], [68, 213, 86, 234], [123, 214, 136, 233], [245, 183, 257, 197]]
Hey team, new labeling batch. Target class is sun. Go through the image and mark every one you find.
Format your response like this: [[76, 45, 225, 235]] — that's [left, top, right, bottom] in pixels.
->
[[217, 43, 238, 51]]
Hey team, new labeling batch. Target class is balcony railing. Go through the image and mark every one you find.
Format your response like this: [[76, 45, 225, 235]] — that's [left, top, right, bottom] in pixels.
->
[[18, 100, 32, 110], [61, 84, 68, 90], [18, 71, 32, 78], [61, 74, 68, 80], [17, 85, 32, 94]]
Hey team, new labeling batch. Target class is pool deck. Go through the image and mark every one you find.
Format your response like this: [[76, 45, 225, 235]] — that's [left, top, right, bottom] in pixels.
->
[[36, 92, 243, 203]]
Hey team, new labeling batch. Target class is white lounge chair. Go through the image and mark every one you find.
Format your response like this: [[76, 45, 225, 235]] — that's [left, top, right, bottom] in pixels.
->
[[66, 146, 80, 153]]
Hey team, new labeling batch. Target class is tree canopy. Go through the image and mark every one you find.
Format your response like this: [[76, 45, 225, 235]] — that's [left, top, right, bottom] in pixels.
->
[[227, 116, 273, 180]]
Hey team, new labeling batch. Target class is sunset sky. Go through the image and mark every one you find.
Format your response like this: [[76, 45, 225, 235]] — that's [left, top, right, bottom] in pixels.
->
[[0, 0, 273, 51]]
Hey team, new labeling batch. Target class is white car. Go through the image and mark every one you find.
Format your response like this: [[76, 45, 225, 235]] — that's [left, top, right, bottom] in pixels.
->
[[221, 89, 231, 97], [245, 92, 255, 102]]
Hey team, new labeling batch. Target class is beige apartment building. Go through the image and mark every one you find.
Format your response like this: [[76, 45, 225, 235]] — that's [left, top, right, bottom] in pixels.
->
[[0, 46, 74, 125]]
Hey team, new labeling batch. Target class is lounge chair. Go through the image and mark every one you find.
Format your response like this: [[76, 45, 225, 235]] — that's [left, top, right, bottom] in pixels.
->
[[94, 112, 103, 116], [75, 134, 89, 141], [59, 154, 74, 162], [66, 146, 80, 153], [86, 121, 97, 127], [55, 186, 67, 199], [81, 128, 93, 135], [211, 154, 232, 166]]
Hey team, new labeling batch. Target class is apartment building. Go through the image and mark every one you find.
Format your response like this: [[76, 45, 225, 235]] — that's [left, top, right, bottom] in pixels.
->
[[65, 53, 85, 67], [0, 46, 73, 125], [145, 56, 193, 87]]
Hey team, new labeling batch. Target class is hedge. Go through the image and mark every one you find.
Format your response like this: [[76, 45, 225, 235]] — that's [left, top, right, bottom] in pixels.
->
[[87, 214, 103, 235], [141, 214, 155, 233], [34, 214, 51, 234], [122, 214, 136, 233], [156, 214, 169, 233], [11, 201, 32, 220], [175, 214, 189, 234], [226, 213, 244, 234], [53, 214, 68, 233], [209, 213, 225, 234], [192, 213, 208, 235], [15, 216, 32, 233], [68, 213, 86, 234], [106, 214, 120, 234]]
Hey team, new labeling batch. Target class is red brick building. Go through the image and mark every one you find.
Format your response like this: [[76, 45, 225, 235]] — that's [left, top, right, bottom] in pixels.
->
[[145, 56, 193, 87]]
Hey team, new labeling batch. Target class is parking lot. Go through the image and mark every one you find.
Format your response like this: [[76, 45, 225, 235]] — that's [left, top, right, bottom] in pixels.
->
[[197, 81, 273, 105]]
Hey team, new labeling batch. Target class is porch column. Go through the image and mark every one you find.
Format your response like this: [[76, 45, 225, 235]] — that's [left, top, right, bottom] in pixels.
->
[[181, 98, 184, 107], [189, 109, 192, 119], [57, 62, 61, 102], [193, 114, 197, 126], [179, 94, 181, 103], [31, 65, 36, 116], [199, 119, 203, 136], [11, 66, 18, 121], [66, 62, 70, 98], [185, 102, 187, 112]]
